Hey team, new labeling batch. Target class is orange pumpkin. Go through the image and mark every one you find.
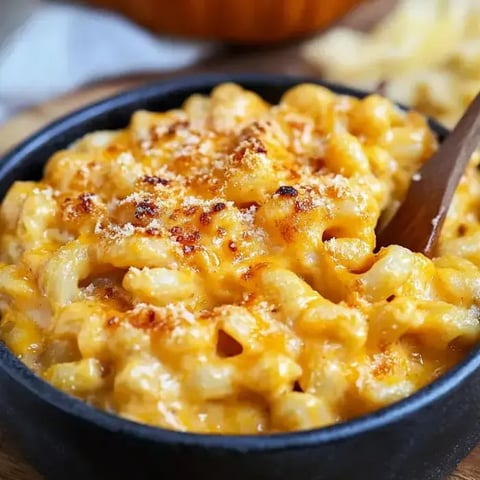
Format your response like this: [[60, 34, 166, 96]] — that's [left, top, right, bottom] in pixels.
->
[[88, 0, 365, 44]]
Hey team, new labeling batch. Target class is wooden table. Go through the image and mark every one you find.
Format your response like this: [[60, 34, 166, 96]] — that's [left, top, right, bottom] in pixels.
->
[[0, 0, 479, 478]]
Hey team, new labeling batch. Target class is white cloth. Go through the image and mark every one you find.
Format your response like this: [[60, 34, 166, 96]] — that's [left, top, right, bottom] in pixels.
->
[[0, 0, 217, 122]]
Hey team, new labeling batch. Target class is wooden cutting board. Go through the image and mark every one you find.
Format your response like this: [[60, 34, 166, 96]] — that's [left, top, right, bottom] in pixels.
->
[[0, 1, 479, 479]]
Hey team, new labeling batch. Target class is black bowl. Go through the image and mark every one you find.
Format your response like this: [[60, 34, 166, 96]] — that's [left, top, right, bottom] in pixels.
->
[[1, 74, 479, 480]]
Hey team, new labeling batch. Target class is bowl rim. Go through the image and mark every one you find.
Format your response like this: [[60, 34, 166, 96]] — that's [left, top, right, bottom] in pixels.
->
[[1, 72, 479, 452]]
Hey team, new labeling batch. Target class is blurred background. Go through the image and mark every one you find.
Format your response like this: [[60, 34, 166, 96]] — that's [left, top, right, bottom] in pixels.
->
[[0, 0, 479, 152]]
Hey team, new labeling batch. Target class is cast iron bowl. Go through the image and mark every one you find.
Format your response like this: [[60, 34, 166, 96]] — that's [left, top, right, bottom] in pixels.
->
[[0, 74, 479, 480]]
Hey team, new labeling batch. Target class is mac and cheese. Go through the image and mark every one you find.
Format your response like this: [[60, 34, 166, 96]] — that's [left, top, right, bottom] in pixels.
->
[[1, 83, 479, 433]]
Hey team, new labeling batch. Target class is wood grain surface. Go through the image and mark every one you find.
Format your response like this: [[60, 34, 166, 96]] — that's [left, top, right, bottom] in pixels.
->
[[0, 1, 478, 479]]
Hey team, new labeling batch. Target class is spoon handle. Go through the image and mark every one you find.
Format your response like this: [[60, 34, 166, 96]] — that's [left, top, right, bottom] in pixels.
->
[[376, 91, 480, 257]]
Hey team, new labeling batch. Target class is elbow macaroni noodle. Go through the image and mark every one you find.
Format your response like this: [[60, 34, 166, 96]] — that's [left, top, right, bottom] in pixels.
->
[[0, 83, 479, 433]]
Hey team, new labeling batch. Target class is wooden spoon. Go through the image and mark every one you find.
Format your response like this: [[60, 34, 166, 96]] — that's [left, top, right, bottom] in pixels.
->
[[376, 92, 480, 257]]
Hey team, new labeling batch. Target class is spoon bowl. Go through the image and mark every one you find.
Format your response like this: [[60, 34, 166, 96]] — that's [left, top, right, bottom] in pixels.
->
[[376, 91, 480, 256]]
